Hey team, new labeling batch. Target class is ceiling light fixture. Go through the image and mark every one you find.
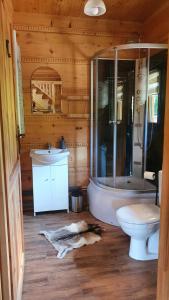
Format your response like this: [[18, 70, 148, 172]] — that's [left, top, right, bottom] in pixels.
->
[[84, 0, 106, 16]]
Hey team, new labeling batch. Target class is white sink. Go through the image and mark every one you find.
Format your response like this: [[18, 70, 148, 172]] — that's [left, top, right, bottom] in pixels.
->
[[30, 148, 69, 164]]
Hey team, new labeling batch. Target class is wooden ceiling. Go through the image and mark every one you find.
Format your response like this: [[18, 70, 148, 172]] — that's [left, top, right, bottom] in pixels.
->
[[13, 0, 168, 22]]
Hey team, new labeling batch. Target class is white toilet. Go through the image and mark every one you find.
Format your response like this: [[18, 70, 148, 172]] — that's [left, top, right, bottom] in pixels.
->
[[116, 171, 162, 261]]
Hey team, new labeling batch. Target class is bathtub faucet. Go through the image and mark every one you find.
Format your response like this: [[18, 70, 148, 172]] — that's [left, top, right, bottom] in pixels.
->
[[47, 143, 52, 150]]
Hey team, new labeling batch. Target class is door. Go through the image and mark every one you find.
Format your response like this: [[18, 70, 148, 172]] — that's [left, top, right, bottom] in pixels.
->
[[33, 166, 51, 212], [0, 274, 2, 300], [51, 164, 69, 210], [0, 0, 24, 299]]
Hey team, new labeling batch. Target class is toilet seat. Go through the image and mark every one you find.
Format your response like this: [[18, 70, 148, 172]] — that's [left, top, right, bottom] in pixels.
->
[[116, 203, 160, 260], [116, 203, 160, 225]]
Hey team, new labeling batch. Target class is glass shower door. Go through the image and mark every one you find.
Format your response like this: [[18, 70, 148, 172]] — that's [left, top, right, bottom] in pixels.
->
[[91, 56, 117, 182], [97, 59, 115, 179], [116, 48, 150, 180], [90, 44, 167, 192], [115, 59, 135, 177]]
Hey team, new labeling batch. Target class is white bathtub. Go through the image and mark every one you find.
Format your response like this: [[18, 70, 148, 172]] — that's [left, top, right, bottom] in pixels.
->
[[87, 177, 156, 226]]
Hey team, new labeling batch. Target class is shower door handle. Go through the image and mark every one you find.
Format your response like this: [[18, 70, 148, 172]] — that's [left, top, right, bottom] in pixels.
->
[[109, 120, 117, 124]]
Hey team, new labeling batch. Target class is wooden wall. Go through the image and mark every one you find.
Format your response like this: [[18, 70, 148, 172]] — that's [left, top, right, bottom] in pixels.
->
[[13, 12, 141, 195], [143, 3, 169, 299], [157, 41, 169, 300], [0, 0, 24, 299]]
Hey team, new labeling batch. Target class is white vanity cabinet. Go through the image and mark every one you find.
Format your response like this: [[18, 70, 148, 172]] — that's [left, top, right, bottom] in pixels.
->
[[32, 157, 69, 215]]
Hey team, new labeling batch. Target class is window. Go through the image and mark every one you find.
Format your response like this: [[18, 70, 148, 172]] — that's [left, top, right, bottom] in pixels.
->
[[148, 71, 160, 123]]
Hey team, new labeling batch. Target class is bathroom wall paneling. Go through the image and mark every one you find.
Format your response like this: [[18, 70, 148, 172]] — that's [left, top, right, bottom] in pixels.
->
[[0, 0, 24, 299], [13, 12, 142, 196], [142, 6, 169, 299], [156, 37, 169, 300]]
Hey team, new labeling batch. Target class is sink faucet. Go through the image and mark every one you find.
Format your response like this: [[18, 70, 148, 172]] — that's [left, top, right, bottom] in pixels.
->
[[47, 143, 52, 150]]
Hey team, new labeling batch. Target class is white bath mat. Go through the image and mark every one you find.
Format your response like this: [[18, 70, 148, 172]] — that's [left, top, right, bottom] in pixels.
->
[[40, 221, 102, 259]]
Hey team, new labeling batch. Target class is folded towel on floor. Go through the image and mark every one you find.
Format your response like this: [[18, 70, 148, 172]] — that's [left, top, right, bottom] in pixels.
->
[[40, 220, 102, 258]]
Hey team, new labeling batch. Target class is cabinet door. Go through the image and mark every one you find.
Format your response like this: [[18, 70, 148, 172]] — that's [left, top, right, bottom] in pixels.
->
[[51, 164, 68, 210], [33, 166, 51, 212]]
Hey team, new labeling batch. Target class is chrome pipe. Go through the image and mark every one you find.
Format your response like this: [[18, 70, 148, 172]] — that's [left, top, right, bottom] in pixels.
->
[[95, 58, 99, 178], [143, 48, 150, 175], [92, 43, 168, 59], [90, 60, 94, 177], [113, 49, 118, 182]]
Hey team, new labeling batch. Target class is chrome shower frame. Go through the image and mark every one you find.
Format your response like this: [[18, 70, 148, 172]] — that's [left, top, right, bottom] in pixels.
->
[[90, 43, 168, 181]]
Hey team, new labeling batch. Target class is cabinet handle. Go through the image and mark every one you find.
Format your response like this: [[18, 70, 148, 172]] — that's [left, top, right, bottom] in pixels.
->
[[51, 178, 55, 181], [44, 179, 49, 182]]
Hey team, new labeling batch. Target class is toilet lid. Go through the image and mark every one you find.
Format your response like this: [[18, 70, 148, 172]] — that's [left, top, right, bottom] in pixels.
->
[[116, 204, 160, 225]]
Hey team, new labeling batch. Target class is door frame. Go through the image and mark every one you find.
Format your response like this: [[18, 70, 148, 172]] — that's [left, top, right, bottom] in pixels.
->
[[0, 87, 12, 300], [157, 38, 169, 299]]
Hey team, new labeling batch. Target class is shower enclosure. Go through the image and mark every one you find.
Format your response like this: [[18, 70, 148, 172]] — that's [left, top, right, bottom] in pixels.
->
[[88, 43, 168, 225]]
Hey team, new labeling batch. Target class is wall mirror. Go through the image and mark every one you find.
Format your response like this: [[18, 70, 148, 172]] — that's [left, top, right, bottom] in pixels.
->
[[31, 67, 62, 114]]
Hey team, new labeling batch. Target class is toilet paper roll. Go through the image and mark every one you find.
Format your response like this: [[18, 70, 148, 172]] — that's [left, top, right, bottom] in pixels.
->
[[144, 171, 155, 180]]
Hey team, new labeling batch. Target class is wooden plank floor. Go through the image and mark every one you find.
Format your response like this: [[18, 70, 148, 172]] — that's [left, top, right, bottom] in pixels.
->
[[22, 211, 157, 300]]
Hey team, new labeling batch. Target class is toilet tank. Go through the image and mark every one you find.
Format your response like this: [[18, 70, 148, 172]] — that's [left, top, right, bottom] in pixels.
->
[[159, 170, 162, 205]]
